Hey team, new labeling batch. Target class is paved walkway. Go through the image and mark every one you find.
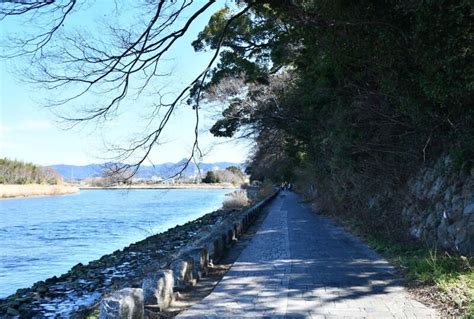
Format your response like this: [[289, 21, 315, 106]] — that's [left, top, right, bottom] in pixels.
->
[[178, 191, 437, 318]]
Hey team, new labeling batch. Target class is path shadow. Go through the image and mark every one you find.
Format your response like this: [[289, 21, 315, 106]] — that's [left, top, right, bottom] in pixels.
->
[[179, 192, 433, 318]]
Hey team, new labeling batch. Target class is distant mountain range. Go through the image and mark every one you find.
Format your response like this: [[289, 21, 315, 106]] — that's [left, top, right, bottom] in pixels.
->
[[49, 160, 242, 181]]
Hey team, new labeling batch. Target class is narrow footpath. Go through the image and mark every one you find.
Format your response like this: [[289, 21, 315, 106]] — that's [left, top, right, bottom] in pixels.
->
[[178, 191, 437, 318]]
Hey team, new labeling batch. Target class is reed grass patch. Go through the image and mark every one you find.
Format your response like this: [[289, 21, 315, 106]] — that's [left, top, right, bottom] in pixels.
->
[[0, 184, 79, 198], [222, 191, 249, 209]]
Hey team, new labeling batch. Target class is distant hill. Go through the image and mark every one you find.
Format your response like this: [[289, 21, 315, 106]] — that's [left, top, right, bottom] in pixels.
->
[[49, 160, 243, 181]]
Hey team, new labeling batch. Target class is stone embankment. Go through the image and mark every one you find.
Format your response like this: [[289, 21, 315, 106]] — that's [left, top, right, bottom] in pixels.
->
[[403, 156, 473, 255], [0, 191, 278, 318], [363, 155, 473, 256]]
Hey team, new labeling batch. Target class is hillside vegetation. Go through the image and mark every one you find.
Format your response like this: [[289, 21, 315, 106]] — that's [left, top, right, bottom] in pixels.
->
[[202, 166, 247, 185], [0, 158, 62, 185], [191, 1, 473, 315], [191, 0, 472, 243]]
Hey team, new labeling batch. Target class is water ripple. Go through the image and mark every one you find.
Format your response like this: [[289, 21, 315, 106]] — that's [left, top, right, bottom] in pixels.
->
[[0, 188, 230, 298]]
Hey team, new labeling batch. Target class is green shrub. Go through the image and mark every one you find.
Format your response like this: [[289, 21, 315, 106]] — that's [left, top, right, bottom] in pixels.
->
[[202, 170, 220, 183]]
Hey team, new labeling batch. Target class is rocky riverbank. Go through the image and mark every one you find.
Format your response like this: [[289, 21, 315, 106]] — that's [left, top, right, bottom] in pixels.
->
[[0, 192, 276, 318]]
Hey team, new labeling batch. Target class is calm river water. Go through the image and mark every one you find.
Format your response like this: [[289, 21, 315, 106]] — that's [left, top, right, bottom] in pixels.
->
[[0, 189, 231, 298]]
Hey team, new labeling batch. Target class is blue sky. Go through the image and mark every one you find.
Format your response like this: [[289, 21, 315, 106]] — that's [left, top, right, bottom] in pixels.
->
[[0, 1, 250, 166]]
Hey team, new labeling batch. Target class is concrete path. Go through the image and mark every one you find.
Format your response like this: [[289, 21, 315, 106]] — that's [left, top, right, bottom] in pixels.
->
[[178, 191, 437, 318]]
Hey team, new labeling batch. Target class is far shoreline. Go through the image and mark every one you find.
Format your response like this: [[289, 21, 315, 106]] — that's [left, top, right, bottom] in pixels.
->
[[79, 183, 239, 190], [0, 183, 239, 199], [0, 184, 80, 199]]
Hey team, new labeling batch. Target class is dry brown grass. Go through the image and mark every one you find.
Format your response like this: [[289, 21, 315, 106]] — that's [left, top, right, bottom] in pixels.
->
[[254, 182, 276, 200], [222, 191, 249, 209], [0, 184, 79, 198]]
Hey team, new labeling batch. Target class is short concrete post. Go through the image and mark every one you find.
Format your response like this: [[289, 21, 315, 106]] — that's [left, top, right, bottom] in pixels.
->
[[170, 259, 194, 289], [228, 228, 236, 242], [243, 215, 250, 227], [221, 233, 229, 248], [184, 248, 208, 280], [212, 237, 222, 260], [99, 288, 144, 319], [206, 241, 215, 264], [250, 208, 257, 219], [234, 222, 242, 237], [142, 270, 174, 311]]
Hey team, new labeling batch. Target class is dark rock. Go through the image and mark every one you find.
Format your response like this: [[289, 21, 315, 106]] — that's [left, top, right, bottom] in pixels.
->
[[6, 307, 20, 316], [463, 202, 474, 217], [447, 220, 464, 238], [437, 220, 452, 250], [16, 296, 32, 304], [71, 263, 83, 271], [15, 288, 28, 295], [18, 302, 32, 315]]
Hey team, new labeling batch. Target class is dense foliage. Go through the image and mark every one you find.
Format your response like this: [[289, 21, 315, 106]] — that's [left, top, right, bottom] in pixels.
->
[[202, 166, 246, 184], [202, 170, 220, 183], [194, 0, 473, 239], [0, 158, 62, 185]]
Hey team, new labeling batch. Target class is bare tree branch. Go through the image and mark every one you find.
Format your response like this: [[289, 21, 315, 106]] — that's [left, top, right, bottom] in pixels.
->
[[1, 0, 255, 179]]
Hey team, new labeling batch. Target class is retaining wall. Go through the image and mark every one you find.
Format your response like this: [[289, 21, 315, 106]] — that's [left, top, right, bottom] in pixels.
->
[[99, 190, 279, 318], [402, 156, 473, 255]]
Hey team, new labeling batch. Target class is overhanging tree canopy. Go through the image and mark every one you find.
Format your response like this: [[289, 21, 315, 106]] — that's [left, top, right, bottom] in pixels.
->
[[1, 0, 472, 186]]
